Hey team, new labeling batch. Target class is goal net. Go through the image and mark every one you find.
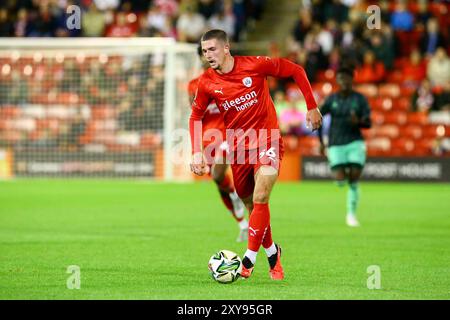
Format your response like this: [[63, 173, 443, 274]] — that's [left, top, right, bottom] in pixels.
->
[[0, 38, 200, 180]]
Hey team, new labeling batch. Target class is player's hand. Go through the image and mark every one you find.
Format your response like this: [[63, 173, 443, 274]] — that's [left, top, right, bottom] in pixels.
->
[[319, 143, 326, 156], [306, 108, 323, 131], [350, 111, 359, 127], [190, 152, 207, 176]]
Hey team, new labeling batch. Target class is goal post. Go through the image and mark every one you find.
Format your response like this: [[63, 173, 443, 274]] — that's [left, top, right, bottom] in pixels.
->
[[0, 38, 200, 181]]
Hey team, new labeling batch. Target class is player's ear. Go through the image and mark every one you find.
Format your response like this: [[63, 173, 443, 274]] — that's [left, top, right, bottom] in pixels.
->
[[224, 43, 230, 55]]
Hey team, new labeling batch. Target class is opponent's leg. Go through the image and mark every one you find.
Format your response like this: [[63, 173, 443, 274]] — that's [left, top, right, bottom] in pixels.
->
[[212, 163, 248, 241], [346, 165, 363, 227]]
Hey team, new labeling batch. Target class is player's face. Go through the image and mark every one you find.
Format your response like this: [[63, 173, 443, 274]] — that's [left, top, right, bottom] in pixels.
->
[[201, 39, 229, 70], [336, 73, 353, 91]]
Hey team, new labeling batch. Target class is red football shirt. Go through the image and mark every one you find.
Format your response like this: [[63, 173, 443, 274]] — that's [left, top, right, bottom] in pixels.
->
[[189, 56, 317, 153], [188, 75, 225, 149]]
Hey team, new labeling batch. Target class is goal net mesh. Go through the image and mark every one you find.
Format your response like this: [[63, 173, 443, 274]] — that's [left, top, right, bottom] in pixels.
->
[[0, 38, 199, 180]]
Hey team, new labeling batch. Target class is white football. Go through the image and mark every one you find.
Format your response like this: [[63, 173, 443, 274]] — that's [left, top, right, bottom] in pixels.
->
[[208, 250, 242, 284]]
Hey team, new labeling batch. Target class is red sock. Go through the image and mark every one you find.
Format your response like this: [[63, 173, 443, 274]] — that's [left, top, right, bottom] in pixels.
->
[[247, 203, 270, 252], [262, 224, 273, 249]]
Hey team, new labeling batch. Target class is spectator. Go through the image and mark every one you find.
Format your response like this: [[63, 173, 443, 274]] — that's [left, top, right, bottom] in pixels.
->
[[411, 79, 436, 112], [369, 31, 395, 70], [279, 94, 307, 137], [390, 0, 414, 32], [198, 0, 217, 20], [176, 4, 206, 43], [402, 49, 427, 85], [82, 3, 107, 37], [292, 8, 313, 44], [434, 82, 450, 111], [28, 4, 58, 37], [420, 18, 445, 57], [379, 0, 391, 24], [94, 0, 120, 11], [146, 4, 169, 35], [13, 8, 30, 37], [415, 0, 432, 30], [354, 50, 386, 84], [427, 47, 450, 89], [316, 21, 334, 55], [105, 12, 137, 37], [0, 8, 12, 36], [207, 6, 235, 39], [273, 90, 289, 116]]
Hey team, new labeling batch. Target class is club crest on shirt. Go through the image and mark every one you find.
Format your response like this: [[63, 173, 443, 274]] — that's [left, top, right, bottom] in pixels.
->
[[242, 77, 252, 88]]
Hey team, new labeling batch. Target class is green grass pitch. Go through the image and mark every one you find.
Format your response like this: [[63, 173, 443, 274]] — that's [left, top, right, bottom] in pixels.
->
[[0, 179, 449, 300]]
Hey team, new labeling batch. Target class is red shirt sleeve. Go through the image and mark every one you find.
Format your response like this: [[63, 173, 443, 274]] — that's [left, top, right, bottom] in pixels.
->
[[254, 56, 318, 110], [189, 77, 212, 154]]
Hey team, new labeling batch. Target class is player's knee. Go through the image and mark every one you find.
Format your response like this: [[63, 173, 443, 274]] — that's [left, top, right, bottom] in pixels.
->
[[253, 191, 270, 203], [211, 168, 225, 184]]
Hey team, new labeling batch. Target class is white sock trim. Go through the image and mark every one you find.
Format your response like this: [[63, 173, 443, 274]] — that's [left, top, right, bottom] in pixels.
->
[[244, 249, 257, 265], [264, 242, 277, 257]]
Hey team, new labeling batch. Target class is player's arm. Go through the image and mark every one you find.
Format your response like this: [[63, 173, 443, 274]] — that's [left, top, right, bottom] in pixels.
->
[[358, 95, 372, 128], [349, 95, 372, 128], [189, 80, 211, 176], [255, 56, 322, 130]]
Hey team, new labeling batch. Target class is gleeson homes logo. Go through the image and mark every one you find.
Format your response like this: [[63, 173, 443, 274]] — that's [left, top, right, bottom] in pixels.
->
[[221, 91, 258, 112]]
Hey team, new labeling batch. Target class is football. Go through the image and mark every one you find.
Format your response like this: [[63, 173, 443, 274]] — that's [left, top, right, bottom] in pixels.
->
[[208, 250, 242, 284]]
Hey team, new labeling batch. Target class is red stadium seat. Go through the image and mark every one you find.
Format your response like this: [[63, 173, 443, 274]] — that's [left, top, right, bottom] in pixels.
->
[[402, 125, 423, 139], [378, 83, 400, 98], [390, 138, 415, 155], [370, 97, 393, 111], [383, 111, 408, 125], [407, 112, 428, 125], [371, 111, 385, 125], [422, 124, 446, 138], [375, 124, 400, 138], [354, 84, 378, 98], [393, 97, 412, 111]]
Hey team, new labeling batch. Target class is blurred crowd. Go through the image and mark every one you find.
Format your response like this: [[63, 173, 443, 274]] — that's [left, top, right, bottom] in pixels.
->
[[0, 0, 266, 42], [270, 0, 449, 139]]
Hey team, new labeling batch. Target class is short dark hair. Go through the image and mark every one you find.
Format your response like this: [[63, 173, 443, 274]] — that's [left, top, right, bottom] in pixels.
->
[[201, 29, 229, 44], [337, 65, 354, 78], [197, 44, 202, 57]]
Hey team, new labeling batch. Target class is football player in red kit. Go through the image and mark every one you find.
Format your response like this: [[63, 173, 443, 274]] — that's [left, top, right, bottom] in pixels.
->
[[188, 46, 248, 242], [189, 30, 322, 280]]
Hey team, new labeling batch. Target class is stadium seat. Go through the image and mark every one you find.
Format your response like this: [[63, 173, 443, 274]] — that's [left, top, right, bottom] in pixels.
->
[[400, 85, 416, 97], [402, 125, 423, 139], [422, 125, 446, 138], [383, 111, 407, 125], [371, 111, 385, 125], [297, 136, 320, 155], [366, 137, 391, 151], [393, 97, 411, 111], [370, 97, 393, 111], [407, 112, 428, 125], [375, 124, 400, 138], [378, 83, 400, 98], [354, 84, 378, 98], [390, 138, 415, 154]]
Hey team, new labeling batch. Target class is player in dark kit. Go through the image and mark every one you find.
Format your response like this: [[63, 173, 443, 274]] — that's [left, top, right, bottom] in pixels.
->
[[318, 66, 372, 227], [189, 29, 322, 280]]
